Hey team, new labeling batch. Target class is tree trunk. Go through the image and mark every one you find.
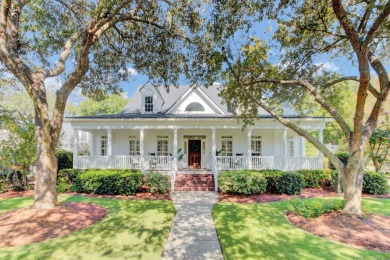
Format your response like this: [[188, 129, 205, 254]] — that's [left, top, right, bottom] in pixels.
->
[[342, 164, 364, 215], [33, 124, 58, 209]]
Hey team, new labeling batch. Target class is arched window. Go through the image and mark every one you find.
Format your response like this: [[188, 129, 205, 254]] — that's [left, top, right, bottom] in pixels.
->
[[185, 102, 205, 112]]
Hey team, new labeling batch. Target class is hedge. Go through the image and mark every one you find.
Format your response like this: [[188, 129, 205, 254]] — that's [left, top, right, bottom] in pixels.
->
[[329, 152, 350, 170], [295, 170, 330, 188], [259, 170, 304, 195], [219, 171, 267, 195], [73, 169, 143, 195], [55, 150, 73, 172], [289, 198, 345, 218], [362, 171, 388, 195], [57, 169, 85, 192], [145, 173, 170, 193]]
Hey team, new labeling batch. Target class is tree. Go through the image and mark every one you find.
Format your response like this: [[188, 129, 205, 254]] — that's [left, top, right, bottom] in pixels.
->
[[368, 128, 390, 172], [0, 0, 217, 209], [0, 106, 36, 190], [218, 1, 390, 214], [67, 94, 128, 116]]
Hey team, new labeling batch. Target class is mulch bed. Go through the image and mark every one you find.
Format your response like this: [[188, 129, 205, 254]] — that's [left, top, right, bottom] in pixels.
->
[[287, 211, 390, 252], [219, 188, 390, 203], [0, 202, 108, 248], [0, 190, 171, 200]]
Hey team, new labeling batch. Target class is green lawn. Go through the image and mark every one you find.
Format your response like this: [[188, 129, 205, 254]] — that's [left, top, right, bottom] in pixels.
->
[[213, 198, 390, 260], [0, 195, 175, 260]]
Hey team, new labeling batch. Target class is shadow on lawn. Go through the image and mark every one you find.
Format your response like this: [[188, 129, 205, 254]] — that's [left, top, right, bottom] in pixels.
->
[[0, 195, 175, 259], [213, 201, 390, 260]]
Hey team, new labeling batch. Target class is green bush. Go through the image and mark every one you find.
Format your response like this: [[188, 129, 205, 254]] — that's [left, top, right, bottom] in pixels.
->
[[363, 171, 388, 195], [219, 171, 267, 195], [57, 169, 85, 192], [329, 152, 350, 170], [289, 198, 345, 218], [146, 173, 170, 193], [55, 150, 73, 172], [295, 170, 330, 188], [73, 169, 143, 195], [259, 170, 304, 195]]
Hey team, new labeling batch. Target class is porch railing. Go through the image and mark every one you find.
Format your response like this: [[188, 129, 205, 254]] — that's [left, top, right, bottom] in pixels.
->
[[75, 156, 140, 169], [144, 156, 174, 170], [217, 156, 322, 171]]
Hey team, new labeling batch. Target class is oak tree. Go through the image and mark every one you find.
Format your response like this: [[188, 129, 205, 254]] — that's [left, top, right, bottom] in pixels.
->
[[219, 0, 390, 214], [0, 0, 215, 209]]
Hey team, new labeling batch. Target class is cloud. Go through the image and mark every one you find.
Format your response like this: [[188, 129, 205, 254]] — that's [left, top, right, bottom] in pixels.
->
[[44, 77, 62, 89], [68, 88, 86, 104], [315, 62, 339, 72], [127, 67, 138, 76]]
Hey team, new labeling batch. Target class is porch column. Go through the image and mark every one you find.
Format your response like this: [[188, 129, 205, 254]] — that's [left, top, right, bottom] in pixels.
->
[[318, 128, 324, 169], [89, 132, 94, 156], [73, 129, 79, 168], [283, 128, 288, 170], [211, 128, 217, 191], [107, 129, 112, 168], [247, 128, 252, 169], [173, 129, 178, 171], [300, 137, 305, 157], [140, 128, 144, 172]]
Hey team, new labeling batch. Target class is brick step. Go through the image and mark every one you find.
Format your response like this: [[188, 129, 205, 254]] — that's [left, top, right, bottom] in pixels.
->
[[174, 187, 215, 191], [175, 183, 213, 187], [175, 181, 215, 186], [175, 175, 214, 180]]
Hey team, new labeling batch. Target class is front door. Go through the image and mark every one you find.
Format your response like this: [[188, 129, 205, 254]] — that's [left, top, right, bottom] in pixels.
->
[[188, 140, 201, 169]]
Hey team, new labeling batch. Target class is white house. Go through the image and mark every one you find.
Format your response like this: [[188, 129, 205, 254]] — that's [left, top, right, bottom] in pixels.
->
[[66, 82, 329, 191]]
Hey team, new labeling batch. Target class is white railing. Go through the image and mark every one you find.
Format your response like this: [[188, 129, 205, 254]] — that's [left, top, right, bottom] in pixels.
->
[[217, 156, 248, 170], [75, 156, 141, 169], [217, 156, 323, 171], [145, 156, 174, 170]]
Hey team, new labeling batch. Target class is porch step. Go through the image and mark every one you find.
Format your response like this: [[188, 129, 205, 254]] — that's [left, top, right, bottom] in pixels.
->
[[174, 174, 215, 192]]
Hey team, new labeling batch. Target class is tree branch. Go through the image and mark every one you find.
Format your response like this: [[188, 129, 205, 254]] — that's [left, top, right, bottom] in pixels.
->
[[323, 76, 380, 99], [363, 0, 390, 49], [243, 78, 352, 142]]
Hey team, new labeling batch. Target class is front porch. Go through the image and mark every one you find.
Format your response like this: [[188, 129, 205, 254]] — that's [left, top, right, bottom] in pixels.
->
[[72, 125, 325, 187], [73, 155, 323, 171]]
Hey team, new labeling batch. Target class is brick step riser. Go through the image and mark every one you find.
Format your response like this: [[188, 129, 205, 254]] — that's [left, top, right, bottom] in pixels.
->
[[175, 177, 214, 181], [175, 187, 215, 191], [175, 185, 215, 188], [175, 182, 215, 186]]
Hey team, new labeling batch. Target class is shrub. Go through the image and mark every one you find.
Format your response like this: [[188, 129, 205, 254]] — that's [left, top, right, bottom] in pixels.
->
[[55, 150, 73, 172], [259, 170, 304, 195], [362, 171, 388, 195], [146, 173, 170, 193], [73, 169, 143, 195], [289, 198, 345, 218], [329, 152, 350, 170], [295, 170, 330, 188], [57, 169, 84, 192], [219, 171, 267, 195]]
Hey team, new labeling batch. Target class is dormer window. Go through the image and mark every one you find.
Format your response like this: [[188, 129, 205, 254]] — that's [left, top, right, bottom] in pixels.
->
[[145, 96, 153, 112], [185, 102, 205, 112]]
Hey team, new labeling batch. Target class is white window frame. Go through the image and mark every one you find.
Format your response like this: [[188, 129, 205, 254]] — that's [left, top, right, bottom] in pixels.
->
[[221, 136, 233, 156], [145, 96, 153, 112], [157, 136, 169, 156], [251, 136, 262, 156], [287, 136, 294, 157], [129, 136, 140, 156], [101, 135, 107, 156]]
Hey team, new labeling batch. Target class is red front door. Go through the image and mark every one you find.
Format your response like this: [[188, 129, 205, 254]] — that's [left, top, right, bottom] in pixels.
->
[[188, 140, 201, 169]]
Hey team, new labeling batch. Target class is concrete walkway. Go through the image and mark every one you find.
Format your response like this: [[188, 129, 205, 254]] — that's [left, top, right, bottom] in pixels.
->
[[162, 192, 223, 260]]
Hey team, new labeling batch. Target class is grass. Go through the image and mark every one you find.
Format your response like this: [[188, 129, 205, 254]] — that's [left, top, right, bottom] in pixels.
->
[[213, 198, 390, 260], [0, 195, 175, 260]]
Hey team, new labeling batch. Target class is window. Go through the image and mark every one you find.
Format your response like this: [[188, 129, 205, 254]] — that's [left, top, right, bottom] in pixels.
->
[[101, 136, 107, 156], [221, 136, 233, 156], [251, 136, 262, 156], [157, 136, 168, 156], [287, 136, 294, 157], [185, 102, 205, 112], [145, 96, 153, 112], [129, 136, 140, 156]]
